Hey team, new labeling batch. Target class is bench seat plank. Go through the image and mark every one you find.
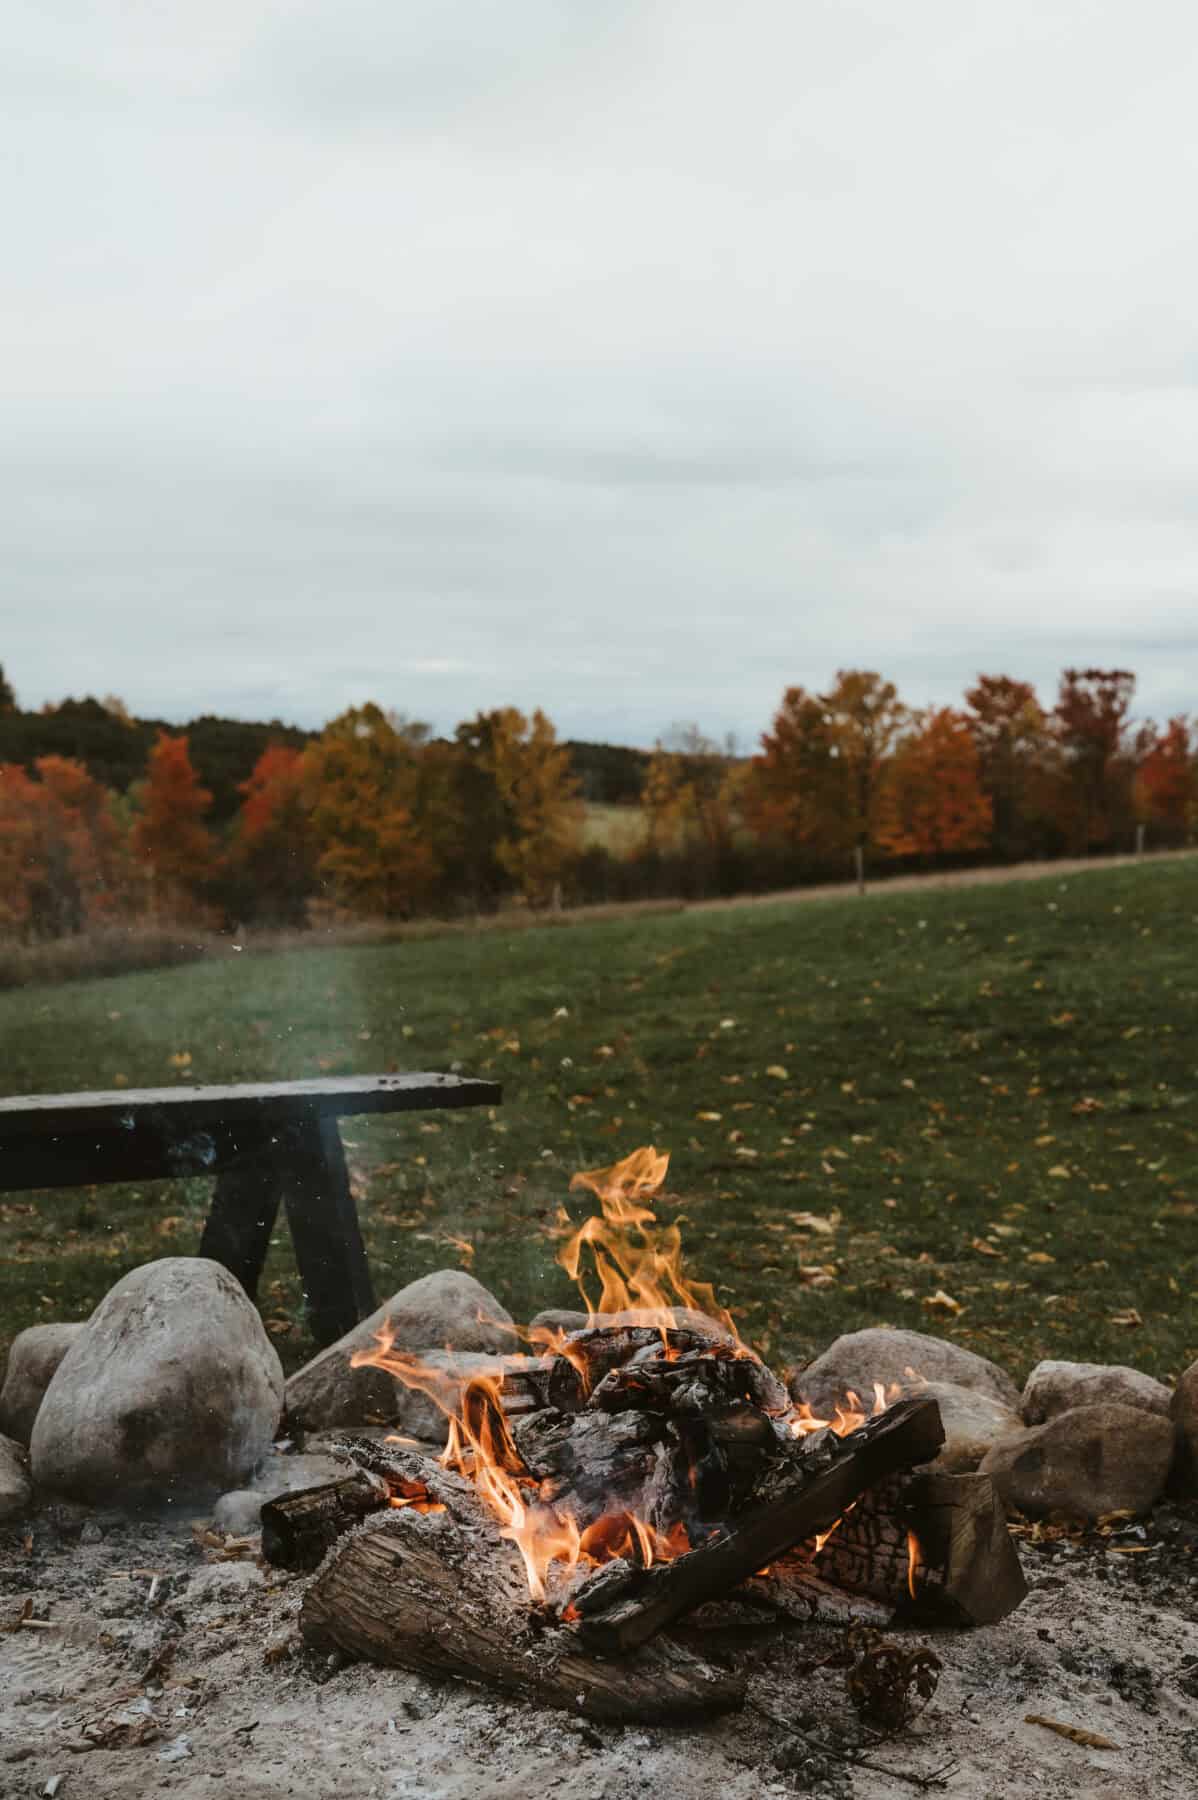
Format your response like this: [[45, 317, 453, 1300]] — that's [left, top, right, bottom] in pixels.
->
[[0, 1073, 501, 1139]]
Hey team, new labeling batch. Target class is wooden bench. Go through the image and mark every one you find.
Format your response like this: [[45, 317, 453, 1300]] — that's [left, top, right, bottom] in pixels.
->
[[0, 1073, 501, 1346]]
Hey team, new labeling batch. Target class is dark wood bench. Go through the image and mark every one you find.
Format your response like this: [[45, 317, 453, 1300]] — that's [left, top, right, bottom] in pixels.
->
[[0, 1073, 501, 1346]]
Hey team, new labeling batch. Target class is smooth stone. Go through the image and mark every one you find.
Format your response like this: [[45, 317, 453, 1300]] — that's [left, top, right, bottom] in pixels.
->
[[790, 1327, 1020, 1416], [284, 1270, 517, 1432], [210, 1451, 352, 1535], [1171, 1359, 1198, 1491], [31, 1258, 284, 1504], [0, 1323, 86, 1444], [0, 1432, 33, 1521], [918, 1381, 1025, 1473], [978, 1403, 1174, 1522], [1022, 1360, 1172, 1425]]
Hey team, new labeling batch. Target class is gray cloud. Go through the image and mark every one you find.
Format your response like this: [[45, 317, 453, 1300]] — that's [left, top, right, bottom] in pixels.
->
[[4, 0, 1197, 749]]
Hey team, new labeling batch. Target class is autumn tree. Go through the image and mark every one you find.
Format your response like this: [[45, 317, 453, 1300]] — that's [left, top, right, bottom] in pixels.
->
[[0, 757, 132, 936], [130, 732, 214, 918], [743, 687, 846, 851], [877, 709, 992, 858], [452, 707, 581, 907], [1134, 717, 1195, 840], [304, 706, 437, 918], [228, 744, 316, 925], [1054, 668, 1136, 851], [643, 725, 740, 855], [819, 670, 907, 871], [963, 675, 1061, 858]]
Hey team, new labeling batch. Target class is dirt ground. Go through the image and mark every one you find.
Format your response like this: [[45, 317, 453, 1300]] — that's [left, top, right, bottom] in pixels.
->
[[4, 1493, 1198, 1800]]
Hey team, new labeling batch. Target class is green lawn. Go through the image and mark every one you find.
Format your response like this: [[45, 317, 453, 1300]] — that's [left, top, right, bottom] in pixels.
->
[[2, 856, 1197, 1391]]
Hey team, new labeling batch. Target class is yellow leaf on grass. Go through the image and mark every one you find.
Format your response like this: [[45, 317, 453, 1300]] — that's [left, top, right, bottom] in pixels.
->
[[923, 1289, 964, 1316], [1047, 1165, 1071, 1179], [971, 1237, 1003, 1258], [789, 1210, 840, 1235], [1109, 1308, 1143, 1328], [765, 1065, 790, 1081], [696, 1111, 722, 1123], [1026, 1251, 1056, 1264], [168, 1051, 191, 1069]]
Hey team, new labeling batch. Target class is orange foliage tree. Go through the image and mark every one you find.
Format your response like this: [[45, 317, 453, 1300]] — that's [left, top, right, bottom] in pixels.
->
[[304, 706, 438, 918], [819, 670, 908, 866], [877, 709, 993, 857], [0, 756, 132, 936], [228, 744, 315, 925], [643, 725, 740, 855], [1134, 717, 1195, 839], [743, 687, 845, 851], [964, 675, 1061, 857], [131, 732, 214, 918]]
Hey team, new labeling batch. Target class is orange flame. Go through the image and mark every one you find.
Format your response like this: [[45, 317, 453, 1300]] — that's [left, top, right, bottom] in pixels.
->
[[789, 1379, 901, 1440], [562, 1146, 739, 1344], [906, 1528, 922, 1601]]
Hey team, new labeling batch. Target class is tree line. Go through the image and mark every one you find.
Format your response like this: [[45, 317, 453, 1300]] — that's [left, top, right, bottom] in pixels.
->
[[0, 663, 1193, 939]]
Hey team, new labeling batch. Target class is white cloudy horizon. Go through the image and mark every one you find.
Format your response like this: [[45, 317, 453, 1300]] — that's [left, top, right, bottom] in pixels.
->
[[5, 0, 1197, 749]]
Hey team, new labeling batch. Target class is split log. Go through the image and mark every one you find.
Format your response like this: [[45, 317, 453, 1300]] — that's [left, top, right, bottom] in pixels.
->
[[561, 1324, 723, 1391], [499, 1354, 583, 1418], [572, 1395, 945, 1654], [739, 1555, 893, 1628], [261, 1472, 389, 1571], [301, 1508, 745, 1723]]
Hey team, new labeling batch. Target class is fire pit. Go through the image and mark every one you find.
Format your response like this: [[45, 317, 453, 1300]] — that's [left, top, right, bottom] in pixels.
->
[[264, 1149, 1025, 1723]]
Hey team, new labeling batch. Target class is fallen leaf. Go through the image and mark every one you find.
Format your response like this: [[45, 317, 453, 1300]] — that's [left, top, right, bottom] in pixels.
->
[[1026, 1251, 1056, 1264], [922, 1289, 964, 1316], [971, 1237, 1003, 1259], [765, 1065, 790, 1080], [1108, 1308, 1143, 1328], [1047, 1165, 1071, 1179], [1024, 1714, 1118, 1751]]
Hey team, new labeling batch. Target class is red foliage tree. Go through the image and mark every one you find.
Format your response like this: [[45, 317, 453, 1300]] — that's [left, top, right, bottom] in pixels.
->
[[877, 709, 993, 857], [229, 744, 315, 925], [0, 757, 131, 935], [743, 687, 846, 850], [1134, 716, 1194, 837], [131, 732, 214, 917]]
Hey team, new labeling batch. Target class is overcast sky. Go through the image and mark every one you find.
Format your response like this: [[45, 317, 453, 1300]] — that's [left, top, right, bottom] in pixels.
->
[[5, 1, 1197, 748]]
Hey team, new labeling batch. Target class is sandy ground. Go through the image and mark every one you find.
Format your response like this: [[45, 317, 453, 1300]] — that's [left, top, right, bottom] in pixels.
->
[[4, 1496, 1198, 1800]]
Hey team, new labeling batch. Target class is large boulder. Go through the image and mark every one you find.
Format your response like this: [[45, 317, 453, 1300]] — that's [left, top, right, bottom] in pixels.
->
[[918, 1381, 1024, 1473], [789, 1328, 1020, 1417], [285, 1270, 517, 1432], [1171, 1359, 1198, 1490], [0, 1323, 86, 1444], [978, 1403, 1174, 1522], [1022, 1360, 1171, 1425], [30, 1258, 284, 1504], [0, 1433, 33, 1521]]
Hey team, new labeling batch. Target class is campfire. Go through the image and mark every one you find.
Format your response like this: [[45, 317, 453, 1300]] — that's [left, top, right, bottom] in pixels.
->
[[262, 1148, 1026, 1722]]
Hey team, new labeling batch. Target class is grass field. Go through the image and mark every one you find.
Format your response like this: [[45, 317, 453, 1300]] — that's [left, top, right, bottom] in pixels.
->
[[2, 856, 1196, 1391]]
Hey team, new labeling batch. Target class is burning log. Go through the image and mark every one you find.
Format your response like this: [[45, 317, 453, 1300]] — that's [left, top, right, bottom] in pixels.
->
[[498, 1353, 584, 1418], [587, 1345, 790, 1418], [301, 1508, 746, 1723], [571, 1395, 945, 1654], [809, 1469, 1027, 1626]]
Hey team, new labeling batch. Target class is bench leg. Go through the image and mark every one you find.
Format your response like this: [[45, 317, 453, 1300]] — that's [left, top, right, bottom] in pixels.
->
[[278, 1117, 377, 1347], [200, 1142, 282, 1301]]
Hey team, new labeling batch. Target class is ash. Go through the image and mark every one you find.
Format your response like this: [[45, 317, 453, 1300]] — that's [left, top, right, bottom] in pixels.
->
[[3, 1501, 1198, 1800]]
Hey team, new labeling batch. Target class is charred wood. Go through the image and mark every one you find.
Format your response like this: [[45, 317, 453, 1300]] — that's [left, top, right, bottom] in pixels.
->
[[571, 1396, 945, 1654], [260, 1472, 389, 1571], [301, 1510, 745, 1723]]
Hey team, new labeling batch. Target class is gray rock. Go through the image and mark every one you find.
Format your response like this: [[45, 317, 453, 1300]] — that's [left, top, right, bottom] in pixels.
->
[[1023, 1360, 1172, 1425], [0, 1323, 86, 1443], [284, 1269, 517, 1432], [0, 1432, 33, 1521], [918, 1381, 1024, 1473], [978, 1403, 1174, 1522], [789, 1327, 1020, 1416], [211, 1451, 351, 1535], [1171, 1359, 1198, 1491], [30, 1257, 284, 1504]]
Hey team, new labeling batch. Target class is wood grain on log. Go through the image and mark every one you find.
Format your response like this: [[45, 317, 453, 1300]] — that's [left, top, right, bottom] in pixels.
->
[[301, 1512, 746, 1723], [261, 1472, 389, 1571]]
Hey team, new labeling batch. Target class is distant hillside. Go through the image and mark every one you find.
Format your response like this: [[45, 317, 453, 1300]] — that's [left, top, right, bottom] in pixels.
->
[[0, 701, 650, 822]]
